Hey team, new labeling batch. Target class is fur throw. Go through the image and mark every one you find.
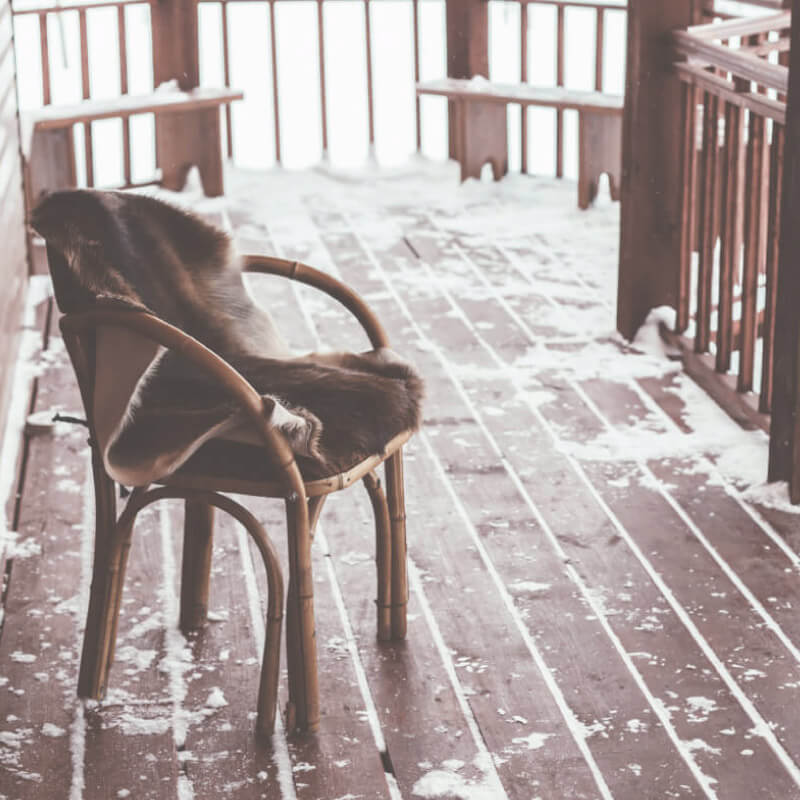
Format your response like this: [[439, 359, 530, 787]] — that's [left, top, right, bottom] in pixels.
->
[[32, 189, 424, 486]]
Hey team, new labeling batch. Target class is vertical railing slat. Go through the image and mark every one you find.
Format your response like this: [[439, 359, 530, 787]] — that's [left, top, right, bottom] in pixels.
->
[[365, 0, 375, 150], [595, 7, 604, 92], [118, 4, 131, 186], [520, 0, 528, 174], [760, 122, 785, 412], [317, 0, 328, 156], [716, 100, 744, 373], [555, 3, 564, 178], [269, 0, 281, 164], [739, 112, 767, 393], [222, 1, 233, 159], [413, 0, 421, 152], [695, 92, 718, 354], [39, 12, 52, 106], [677, 82, 697, 334], [79, 8, 94, 187]]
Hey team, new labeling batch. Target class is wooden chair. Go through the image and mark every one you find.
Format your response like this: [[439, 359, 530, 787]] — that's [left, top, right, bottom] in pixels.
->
[[46, 245, 411, 736]]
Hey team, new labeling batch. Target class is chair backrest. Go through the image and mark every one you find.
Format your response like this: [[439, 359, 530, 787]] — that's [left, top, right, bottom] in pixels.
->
[[33, 190, 239, 471]]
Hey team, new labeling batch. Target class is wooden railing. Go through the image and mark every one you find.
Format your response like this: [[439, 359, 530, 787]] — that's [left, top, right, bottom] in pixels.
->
[[617, 1, 800, 500], [13, 0, 153, 188], [666, 11, 790, 429], [11, 0, 633, 182]]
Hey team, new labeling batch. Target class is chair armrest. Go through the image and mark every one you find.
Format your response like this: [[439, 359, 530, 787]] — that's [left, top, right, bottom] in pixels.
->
[[59, 308, 306, 495], [242, 254, 390, 350]]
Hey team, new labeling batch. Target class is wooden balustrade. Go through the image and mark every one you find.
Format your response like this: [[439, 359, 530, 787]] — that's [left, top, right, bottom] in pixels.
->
[[620, 2, 800, 499]]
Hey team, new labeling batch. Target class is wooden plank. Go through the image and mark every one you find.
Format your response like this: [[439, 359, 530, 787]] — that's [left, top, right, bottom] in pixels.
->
[[417, 77, 623, 113], [305, 204, 721, 797], [395, 208, 800, 796], [617, 0, 702, 340], [0, 337, 89, 796], [0, 0, 27, 542], [82, 496, 180, 800], [660, 326, 770, 433], [23, 88, 244, 133]]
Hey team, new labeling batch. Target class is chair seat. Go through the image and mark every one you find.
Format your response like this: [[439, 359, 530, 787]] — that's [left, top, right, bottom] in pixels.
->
[[163, 428, 413, 497]]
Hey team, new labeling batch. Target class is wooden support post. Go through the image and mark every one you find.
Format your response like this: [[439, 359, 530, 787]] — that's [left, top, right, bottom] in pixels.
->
[[768, 4, 800, 501], [616, 1, 702, 341], [151, 0, 199, 90], [445, 0, 490, 159], [150, 0, 227, 195]]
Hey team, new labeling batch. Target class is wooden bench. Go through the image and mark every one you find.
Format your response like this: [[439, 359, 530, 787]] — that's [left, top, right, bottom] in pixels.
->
[[417, 78, 624, 209], [21, 87, 244, 207]]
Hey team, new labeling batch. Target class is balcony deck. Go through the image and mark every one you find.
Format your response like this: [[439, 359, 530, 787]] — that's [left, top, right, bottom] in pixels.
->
[[2, 163, 800, 800]]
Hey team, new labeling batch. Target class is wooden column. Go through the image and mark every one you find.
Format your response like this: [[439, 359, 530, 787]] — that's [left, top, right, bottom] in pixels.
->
[[151, 0, 199, 90], [768, 3, 800, 500], [445, 0, 489, 158], [616, 1, 702, 340]]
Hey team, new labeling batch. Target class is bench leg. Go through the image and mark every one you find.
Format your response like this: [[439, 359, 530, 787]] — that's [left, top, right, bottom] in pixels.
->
[[455, 100, 508, 183], [156, 108, 225, 197], [578, 111, 622, 209]]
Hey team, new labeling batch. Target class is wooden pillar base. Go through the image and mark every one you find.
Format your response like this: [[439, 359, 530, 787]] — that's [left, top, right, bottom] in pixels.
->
[[156, 107, 224, 197]]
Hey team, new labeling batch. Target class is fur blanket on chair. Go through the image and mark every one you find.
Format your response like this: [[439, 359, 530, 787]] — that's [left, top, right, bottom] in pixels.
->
[[32, 190, 424, 486]]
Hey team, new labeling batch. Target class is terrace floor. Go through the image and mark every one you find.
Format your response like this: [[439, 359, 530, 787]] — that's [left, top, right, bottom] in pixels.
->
[[2, 162, 800, 800]]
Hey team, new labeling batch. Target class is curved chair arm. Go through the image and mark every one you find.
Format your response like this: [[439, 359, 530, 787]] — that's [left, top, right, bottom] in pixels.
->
[[242, 254, 390, 350], [59, 308, 307, 498]]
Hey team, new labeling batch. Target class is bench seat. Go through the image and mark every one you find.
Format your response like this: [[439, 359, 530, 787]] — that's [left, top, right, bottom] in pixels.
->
[[23, 87, 243, 206], [417, 78, 623, 208]]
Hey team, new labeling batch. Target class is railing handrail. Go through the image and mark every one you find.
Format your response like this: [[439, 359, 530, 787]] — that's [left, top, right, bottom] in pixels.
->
[[673, 27, 789, 94], [673, 61, 786, 123], [12, 0, 150, 15], [688, 9, 790, 38]]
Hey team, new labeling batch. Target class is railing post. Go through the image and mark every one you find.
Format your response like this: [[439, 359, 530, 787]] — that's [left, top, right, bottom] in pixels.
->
[[768, 4, 800, 501], [445, 0, 489, 158], [151, 0, 199, 90], [616, 1, 702, 340]]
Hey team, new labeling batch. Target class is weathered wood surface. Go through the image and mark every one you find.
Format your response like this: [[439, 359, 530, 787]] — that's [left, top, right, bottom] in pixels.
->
[[3, 170, 800, 799], [0, 0, 28, 515]]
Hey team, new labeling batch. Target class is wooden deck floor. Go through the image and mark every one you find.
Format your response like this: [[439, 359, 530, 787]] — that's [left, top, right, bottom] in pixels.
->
[[2, 166, 800, 800]]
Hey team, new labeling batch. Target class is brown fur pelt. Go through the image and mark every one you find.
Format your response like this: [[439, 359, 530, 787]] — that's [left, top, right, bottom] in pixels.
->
[[32, 189, 424, 485]]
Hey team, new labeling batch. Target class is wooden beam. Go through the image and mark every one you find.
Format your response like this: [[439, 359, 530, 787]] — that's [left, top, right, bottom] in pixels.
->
[[768, 1, 800, 500], [616, 0, 702, 341], [445, 0, 489, 159]]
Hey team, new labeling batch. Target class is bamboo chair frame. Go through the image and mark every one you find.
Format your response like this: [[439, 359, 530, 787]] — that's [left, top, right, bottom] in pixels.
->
[[51, 250, 411, 736]]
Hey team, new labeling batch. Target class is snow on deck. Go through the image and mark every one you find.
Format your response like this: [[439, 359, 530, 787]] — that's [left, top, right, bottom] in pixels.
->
[[2, 162, 800, 800]]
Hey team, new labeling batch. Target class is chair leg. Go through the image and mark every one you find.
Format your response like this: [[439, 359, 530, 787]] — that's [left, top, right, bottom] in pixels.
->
[[180, 501, 215, 632], [307, 494, 327, 541], [78, 461, 129, 699], [384, 451, 408, 641], [284, 496, 320, 733], [217, 500, 282, 738], [363, 473, 392, 642]]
